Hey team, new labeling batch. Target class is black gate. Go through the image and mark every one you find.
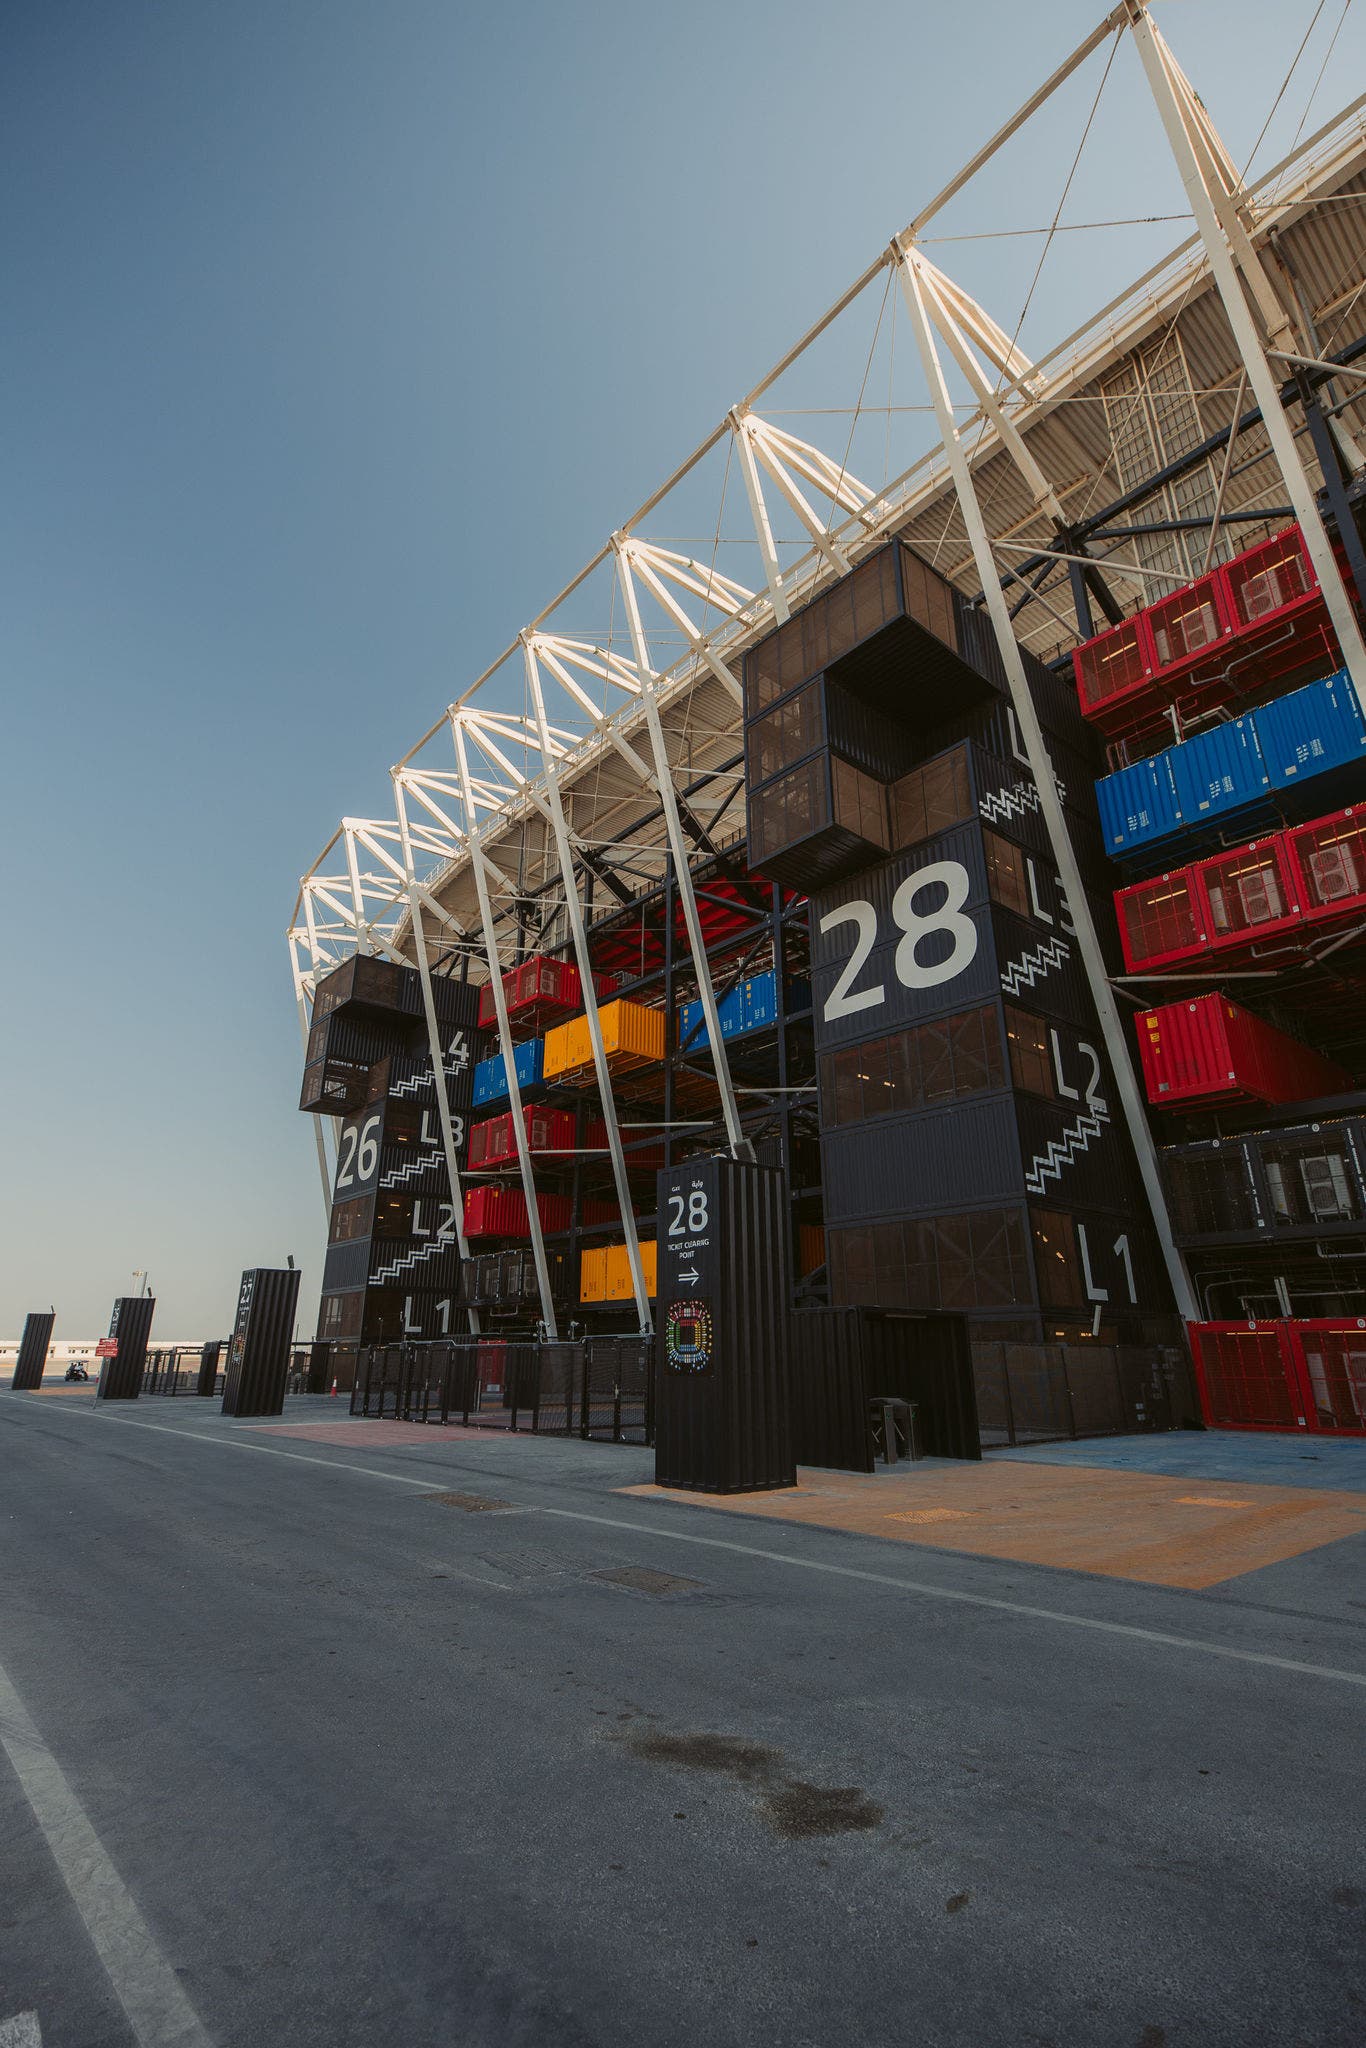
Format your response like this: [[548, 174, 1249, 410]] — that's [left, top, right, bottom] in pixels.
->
[[350, 1336, 653, 1444]]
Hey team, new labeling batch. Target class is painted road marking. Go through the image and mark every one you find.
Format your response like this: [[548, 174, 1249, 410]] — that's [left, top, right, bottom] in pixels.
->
[[0, 1660, 212, 2048], [12, 1403, 1366, 1689], [0, 2016, 42, 2047]]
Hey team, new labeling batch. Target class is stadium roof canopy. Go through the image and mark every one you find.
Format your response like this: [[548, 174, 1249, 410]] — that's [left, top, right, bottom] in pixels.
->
[[288, 4, 1366, 1006]]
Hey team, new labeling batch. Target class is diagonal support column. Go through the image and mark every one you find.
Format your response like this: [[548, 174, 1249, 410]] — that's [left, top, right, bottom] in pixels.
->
[[394, 775, 481, 1336], [1126, 0, 1366, 712], [452, 718, 560, 1338], [523, 641, 652, 1331], [897, 249, 1199, 1324], [613, 539, 752, 1161]]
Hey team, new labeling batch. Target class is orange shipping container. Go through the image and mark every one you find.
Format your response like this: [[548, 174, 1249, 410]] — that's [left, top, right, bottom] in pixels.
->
[[544, 1000, 665, 1083]]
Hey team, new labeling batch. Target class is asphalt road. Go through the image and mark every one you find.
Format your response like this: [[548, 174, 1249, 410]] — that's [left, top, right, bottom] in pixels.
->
[[1, 1393, 1363, 2048]]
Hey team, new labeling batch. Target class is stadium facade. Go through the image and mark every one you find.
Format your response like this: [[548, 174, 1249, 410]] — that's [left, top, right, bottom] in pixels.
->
[[288, 5, 1366, 1447]]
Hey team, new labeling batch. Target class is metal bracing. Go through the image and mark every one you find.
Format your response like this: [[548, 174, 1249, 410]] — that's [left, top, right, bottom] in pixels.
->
[[613, 535, 751, 1160], [522, 639, 652, 1331], [451, 715, 561, 1338], [1126, 1, 1366, 714], [897, 243, 1201, 1326], [392, 773, 481, 1337]]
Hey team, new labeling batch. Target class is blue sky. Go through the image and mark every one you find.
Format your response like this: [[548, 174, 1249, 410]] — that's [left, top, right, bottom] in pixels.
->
[[3, 0, 1358, 1339]]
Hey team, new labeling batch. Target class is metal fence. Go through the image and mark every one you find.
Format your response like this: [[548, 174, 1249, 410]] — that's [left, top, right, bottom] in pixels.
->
[[971, 1341, 1197, 1447], [350, 1336, 653, 1444], [143, 1349, 224, 1397]]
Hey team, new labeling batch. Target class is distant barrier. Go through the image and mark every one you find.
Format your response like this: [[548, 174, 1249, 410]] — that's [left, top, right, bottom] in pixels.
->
[[143, 1348, 224, 1397], [351, 1336, 652, 1444]]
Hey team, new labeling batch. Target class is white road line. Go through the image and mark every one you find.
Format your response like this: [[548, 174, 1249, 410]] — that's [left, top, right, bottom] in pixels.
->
[[530, 1505, 1366, 1690], [0, 2015, 42, 2048], [16, 1403, 1365, 1687], [58, 1410, 442, 1489], [0, 1660, 213, 2048]]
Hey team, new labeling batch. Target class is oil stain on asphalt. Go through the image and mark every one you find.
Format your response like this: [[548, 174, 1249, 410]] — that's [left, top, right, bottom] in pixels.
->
[[617, 1727, 884, 1839]]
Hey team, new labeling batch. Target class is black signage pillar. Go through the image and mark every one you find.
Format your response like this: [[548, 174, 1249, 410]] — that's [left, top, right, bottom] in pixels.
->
[[96, 1297, 156, 1402], [12, 1312, 55, 1391], [221, 1268, 302, 1418], [654, 1155, 796, 1493]]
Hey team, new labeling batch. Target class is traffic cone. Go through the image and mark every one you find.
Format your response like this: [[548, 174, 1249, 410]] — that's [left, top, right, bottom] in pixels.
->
[[329, 1377, 338, 1398]]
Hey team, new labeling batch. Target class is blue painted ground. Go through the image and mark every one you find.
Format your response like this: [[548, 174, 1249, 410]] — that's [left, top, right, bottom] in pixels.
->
[[989, 1429, 1366, 1492]]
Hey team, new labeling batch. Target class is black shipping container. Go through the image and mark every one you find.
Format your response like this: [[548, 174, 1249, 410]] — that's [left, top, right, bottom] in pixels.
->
[[1163, 1115, 1366, 1249], [306, 1341, 332, 1394], [654, 1155, 795, 1492], [197, 1341, 223, 1396], [96, 1296, 156, 1402], [221, 1268, 302, 1418], [367, 1235, 464, 1297], [12, 1311, 55, 1391]]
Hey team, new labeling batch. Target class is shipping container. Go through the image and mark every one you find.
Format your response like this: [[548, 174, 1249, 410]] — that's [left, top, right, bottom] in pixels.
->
[[1143, 568, 1235, 676], [1163, 1115, 1366, 1248], [1253, 670, 1366, 790], [468, 1105, 578, 1171], [471, 1036, 545, 1107], [1288, 1320, 1366, 1433], [543, 998, 665, 1083], [461, 1186, 573, 1239], [1073, 615, 1149, 724], [605, 1241, 658, 1300], [579, 1245, 609, 1303], [1222, 526, 1318, 634], [1285, 806, 1366, 924], [475, 956, 620, 1036], [1166, 713, 1267, 828], [1189, 1323, 1309, 1431], [1194, 834, 1302, 951], [1114, 866, 1207, 972], [1135, 993, 1352, 1109], [798, 1224, 826, 1275], [1095, 751, 1183, 855]]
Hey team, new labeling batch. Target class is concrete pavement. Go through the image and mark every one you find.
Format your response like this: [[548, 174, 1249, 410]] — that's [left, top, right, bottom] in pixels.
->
[[1, 1391, 1363, 2047]]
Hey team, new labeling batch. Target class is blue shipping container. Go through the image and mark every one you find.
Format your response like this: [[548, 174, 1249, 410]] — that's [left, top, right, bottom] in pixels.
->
[[1252, 670, 1366, 789], [741, 972, 778, 1034], [1095, 753, 1182, 855], [1167, 712, 1267, 825], [470, 1037, 544, 1106], [677, 983, 749, 1053]]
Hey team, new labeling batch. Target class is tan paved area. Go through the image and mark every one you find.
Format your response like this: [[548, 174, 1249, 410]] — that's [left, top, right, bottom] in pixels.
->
[[625, 1459, 1366, 1589]]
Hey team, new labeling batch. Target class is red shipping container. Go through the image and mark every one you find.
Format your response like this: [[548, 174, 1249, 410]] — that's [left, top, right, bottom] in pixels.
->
[[477, 957, 622, 1034], [1192, 834, 1302, 954], [1189, 1323, 1309, 1432], [1143, 568, 1234, 679], [1135, 993, 1351, 1109], [1115, 866, 1206, 972], [1189, 1319, 1366, 1436], [1286, 1320, 1366, 1435], [468, 1107, 578, 1171], [1221, 526, 1317, 633], [1284, 805, 1366, 927], [1073, 615, 1149, 721], [462, 1186, 573, 1239]]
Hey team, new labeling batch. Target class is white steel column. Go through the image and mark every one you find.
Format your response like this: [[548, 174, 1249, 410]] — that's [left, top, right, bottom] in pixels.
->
[[898, 249, 1200, 1324], [394, 775, 481, 1337], [1126, 1, 1366, 706], [612, 537, 752, 1161], [523, 642, 652, 1331], [452, 716, 561, 1338]]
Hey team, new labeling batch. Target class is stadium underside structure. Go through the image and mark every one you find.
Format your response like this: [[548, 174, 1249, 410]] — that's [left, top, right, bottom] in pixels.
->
[[289, 4, 1366, 1447]]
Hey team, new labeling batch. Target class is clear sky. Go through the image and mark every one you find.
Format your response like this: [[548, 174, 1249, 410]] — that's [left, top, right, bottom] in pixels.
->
[[3, 0, 1359, 1340]]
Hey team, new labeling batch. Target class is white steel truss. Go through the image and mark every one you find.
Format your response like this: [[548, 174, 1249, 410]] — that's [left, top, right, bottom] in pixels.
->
[[286, 4, 1366, 1332]]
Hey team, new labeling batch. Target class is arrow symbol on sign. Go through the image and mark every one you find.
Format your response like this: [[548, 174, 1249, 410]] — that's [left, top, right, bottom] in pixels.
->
[[677, 1267, 700, 1288]]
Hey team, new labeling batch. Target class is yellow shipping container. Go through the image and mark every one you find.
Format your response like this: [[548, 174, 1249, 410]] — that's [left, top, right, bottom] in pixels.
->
[[604, 1239, 657, 1300], [544, 1000, 665, 1084], [579, 1246, 609, 1303]]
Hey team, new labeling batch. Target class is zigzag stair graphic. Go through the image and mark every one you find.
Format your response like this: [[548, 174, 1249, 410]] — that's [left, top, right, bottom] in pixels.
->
[[1024, 1108, 1109, 1194], [378, 1148, 444, 1190], [999, 935, 1070, 997], [978, 781, 1042, 825], [370, 1235, 459, 1284]]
